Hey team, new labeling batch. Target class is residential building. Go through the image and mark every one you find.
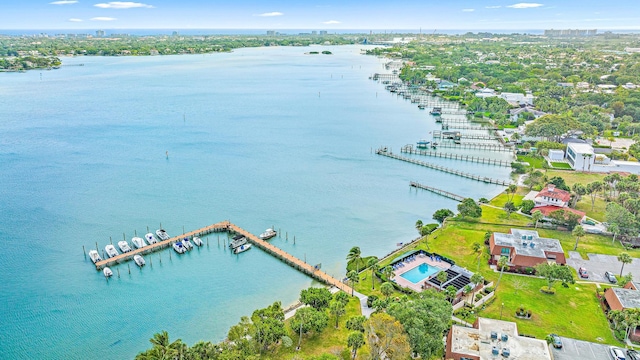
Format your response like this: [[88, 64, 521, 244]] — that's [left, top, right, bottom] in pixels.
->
[[534, 184, 570, 208], [566, 142, 595, 171], [500, 92, 535, 106], [96, 30, 105, 38], [475, 88, 496, 98], [489, 229, 566, 269], [446, 317, 552, 360], [604, 282, 640, 311], [548, 149, 565, 161], [509, 106, 547, 122]]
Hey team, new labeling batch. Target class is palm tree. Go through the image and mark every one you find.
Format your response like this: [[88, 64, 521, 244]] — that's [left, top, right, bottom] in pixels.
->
[[346, 246, 362, 273], [437, 270, 448, 289], [381, 265, 393, 281], [145, 331, 182, 360], [609, 223, 620, 244], [470, 273, 484, 304], [506, 184, 518, 203], [618, 252, 633, 277], [380, 282, 394, 299], [495, 256, 509, 292], [415, 220, 423, 236], [347, 270, 359, 295], [532, 210, 544, 228], [347, 331, 365, 360], [472, 242, 483, 271], [572, 226, 586, 250], [329, 300, 346, 329], [368, 258, 380, 289]]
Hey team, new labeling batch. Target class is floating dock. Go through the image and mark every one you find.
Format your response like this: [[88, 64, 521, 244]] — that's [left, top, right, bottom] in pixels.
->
[[376, 147, 511, 186], [410, 181, 466, 202]]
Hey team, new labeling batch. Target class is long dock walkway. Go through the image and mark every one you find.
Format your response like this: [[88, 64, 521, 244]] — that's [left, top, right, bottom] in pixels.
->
[[94, 221, 231, 269], [410, 182, 466, 202], [435, 142, 514, 153], [229, 224, 353, 294], [376, 147, 511, 186], [401, 145, 512, 167]]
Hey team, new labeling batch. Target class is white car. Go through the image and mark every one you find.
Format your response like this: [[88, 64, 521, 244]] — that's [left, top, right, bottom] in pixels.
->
[[611, 347, 626, 360]]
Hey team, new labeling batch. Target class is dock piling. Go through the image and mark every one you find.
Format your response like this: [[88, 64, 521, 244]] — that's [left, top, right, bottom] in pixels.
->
[[96, 241, 99, 251], [109, 237, 112, 245], [117, 268, 120, 278], [83, 245, 86, 257], [128, 263, 131, 274], [150, 256, 152, 267]]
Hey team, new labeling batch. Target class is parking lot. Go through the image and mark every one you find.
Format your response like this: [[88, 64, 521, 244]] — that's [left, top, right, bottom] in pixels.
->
[[566, 252, 640, 284], [550, 336, 615, 360]]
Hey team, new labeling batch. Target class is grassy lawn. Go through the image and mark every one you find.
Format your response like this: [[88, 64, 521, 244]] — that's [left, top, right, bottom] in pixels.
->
[[551, 162, 573, 169], [478, 275, 618, 344], [489, 193, 525, 208], [545, 170, 607, 187], [575, 196, 608, 222], [517, 155, 546, 169]]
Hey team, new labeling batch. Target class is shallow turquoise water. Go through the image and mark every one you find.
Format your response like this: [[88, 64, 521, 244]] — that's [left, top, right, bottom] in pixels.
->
[[400, 263, 444, 283], [0, 45, 511, 359]]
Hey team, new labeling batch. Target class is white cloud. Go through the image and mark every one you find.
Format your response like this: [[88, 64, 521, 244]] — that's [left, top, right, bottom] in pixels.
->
[[485, 5, 502, 9], [91, 17, 117, 21], [323, 20, 341, 24], [256, 12, 283, 17], [94, 2, 153, 9], [68, 18, 83, 22], [507, 3, 544, 8], [462, 8, 475, 12], [50, 0, 78, 4]]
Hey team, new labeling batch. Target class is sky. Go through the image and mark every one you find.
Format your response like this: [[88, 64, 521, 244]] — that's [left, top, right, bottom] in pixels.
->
[[1, 0, 640, 31]]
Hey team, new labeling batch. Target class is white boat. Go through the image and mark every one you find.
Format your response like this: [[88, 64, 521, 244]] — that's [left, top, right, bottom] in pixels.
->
[[183, 237, 193, 250], [134, 254, 146, 267], [229, 235, 247, 249], [173, 241, 186, 254], [156, 229, 170, 241], [103, 267, 113, 278], [234, 244, 252, 254], [105, 244, 119, 258], [131, 237, 146, 249], [145, 233, 157, 244], [89, 250, 102, 264], [259, 228, 277, 240], [118, 240, 132, 253], [192, 236, 203, 246]]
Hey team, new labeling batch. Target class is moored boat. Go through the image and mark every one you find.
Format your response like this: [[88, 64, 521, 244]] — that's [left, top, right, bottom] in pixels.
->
[[131, 237, 146, 249], [103, 267, 113, 278], [156, 229, 170, 241], [173, 241, 186, 254], [145, 233, 157, 244], [416, 140, 430, 148], [183, 237, 193, 250], [430, 107, 442, 116], [192, 236, 203, 247], [229, 235, 247, 249], [259, 228, 277, 240], [105, 244, 119, 258], [118, 240, 132, 253], [234, 244, 252, 254], [134, 254, 146, 267], [89, 250, 102, 264]]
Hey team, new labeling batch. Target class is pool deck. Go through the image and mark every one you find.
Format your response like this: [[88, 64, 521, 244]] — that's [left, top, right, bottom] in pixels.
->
[[391, 254, 451, 292]]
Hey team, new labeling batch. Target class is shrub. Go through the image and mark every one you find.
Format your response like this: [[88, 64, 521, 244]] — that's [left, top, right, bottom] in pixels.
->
[[525, 267, 534, 275], [479, 197, 489, 203], [540, 287, 556, 295], [521, 200, 535, 215], [475, 293, 483, 301], [484, 286, 495, 294], [366, 295, 378, 308]]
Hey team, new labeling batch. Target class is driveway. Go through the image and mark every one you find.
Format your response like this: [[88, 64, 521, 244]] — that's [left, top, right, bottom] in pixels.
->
[[550, 336, 614, 360], [567, 252, 640, 283]]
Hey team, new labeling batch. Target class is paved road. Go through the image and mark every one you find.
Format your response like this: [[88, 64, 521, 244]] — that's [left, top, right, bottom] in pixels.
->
[[566, 252, 640, 284], [550, 336, 615, 360]]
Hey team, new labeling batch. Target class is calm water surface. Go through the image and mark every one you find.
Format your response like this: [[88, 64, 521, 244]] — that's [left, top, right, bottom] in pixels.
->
[[0, 45, 510, 359]]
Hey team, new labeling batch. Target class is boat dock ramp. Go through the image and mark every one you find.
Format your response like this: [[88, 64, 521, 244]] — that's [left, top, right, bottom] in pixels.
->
[[90, 222, 352, 293], [410, 182, 466, 202], [376, 147, 511, 186], [401, 145, 513, 167]]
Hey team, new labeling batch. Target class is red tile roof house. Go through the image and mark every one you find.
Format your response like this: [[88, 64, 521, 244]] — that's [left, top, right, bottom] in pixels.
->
[[489, 229, 566, 270], [534, 184, 571, 208], [604, 281, 640, 341]]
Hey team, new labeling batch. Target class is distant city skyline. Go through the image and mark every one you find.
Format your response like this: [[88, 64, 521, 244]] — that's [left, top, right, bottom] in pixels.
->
[[2, 1, 639, 31]]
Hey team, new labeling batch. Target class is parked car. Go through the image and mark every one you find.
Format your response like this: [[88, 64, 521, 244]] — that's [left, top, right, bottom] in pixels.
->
[[611, 347, 626, 360], [579, 267, 589, 278], [549, 333, 562, 348], [605, 271, 618, 284], [627, 349, 640, 360]]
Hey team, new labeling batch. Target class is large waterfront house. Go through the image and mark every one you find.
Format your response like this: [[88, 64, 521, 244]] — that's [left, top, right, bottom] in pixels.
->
[[604, 281, 640, 341], [534, 184, 570, 208], [489, 229, 566, 269]]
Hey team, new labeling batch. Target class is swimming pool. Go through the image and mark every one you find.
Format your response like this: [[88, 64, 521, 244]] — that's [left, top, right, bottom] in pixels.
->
[[400, 263, 443, 284]]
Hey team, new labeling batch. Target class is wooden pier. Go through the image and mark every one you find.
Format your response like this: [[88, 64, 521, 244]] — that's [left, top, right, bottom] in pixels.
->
[[229, 224, 353, 294], [410, 181, 465, 202], [435, 142, 514, 153], [401, 145, 513, 167], [442, 124, 498, 131], [376, 147, 511, 186], [94, 221, 231, 270]]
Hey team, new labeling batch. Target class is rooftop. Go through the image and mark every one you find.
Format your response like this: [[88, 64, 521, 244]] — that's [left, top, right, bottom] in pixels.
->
[[533, 205, 585, 218], [493, 229, 564, 258], [449, 318, 552, 360], [536, 184, 571, 202], [612, 287, 640, 309], [567, 142, 595, 154]]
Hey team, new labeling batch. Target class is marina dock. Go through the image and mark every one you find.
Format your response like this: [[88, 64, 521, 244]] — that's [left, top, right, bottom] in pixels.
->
[[401, 145, 513, 167], [434, 142, 514, 153], [410, 182, 466, 202], [376, 147, 511, 186]]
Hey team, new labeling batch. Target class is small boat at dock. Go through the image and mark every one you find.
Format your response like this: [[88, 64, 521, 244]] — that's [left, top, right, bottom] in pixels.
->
[[118, 240, 132, 253], [105, 245, 119, 258], [173, 241, 186, 254], [131, 237, 146, 249], [259, 228, 277, 240], [234, 244, 252, 254], [156, 229, 170, 241], [416, 140, 430, 148], [183, 237, 193, 250], [430, 107, 442, 116], [134, 254, 146, 267], [192, 236, 203, 246], [145, 233, 157, 244], [229, 235, 247, 249], [89, 250, 102, 264], [103, 267, 113, 278]]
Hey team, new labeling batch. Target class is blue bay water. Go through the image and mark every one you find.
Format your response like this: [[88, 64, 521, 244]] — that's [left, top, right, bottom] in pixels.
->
[[0, 45, 510, 359]]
